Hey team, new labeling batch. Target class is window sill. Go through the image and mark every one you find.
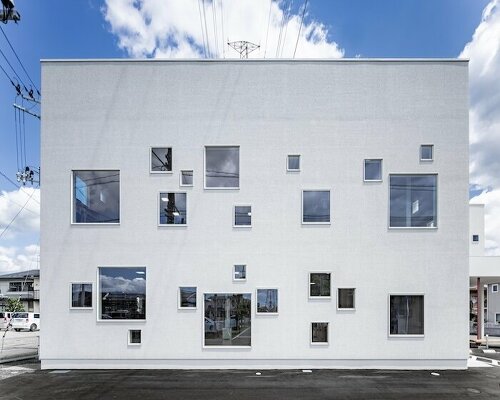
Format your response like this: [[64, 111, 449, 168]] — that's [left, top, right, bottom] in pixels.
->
[[388, 334, 424, 338], [69, 307, 93, 310], [309, 296, 331, 300], [71, 222, 120, 226], [256, 312, 279, 316], [388, 226, 437, 230], [158, 224, 187, 227], [233, 225, 252, 228], [127, 343, 142, 346], [310, 342, 329, 346], [204, 187, 240, 190], [150, 171, 173, 174], [337, 308, 355, 311], [203, 345, 251, 349], [178, 307, 197, 310], [302, 222, 331, 225], [97, 319, 146, 323]]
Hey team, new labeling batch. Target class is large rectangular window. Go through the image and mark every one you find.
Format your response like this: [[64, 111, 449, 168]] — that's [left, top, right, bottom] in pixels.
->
[[71, 283, 92, 308], [150, 147, 172, 173], [159, 192, 187, 225], [204, 293, 251, 347], [256, 288, 278, 314], [309, 273, 331, 298], [99, 267, 146, 320], [205, 146, 240, 188], [389, 295, 424, 335], [389, 175, 437, 228], [73, 170, 120, 223], [302, 190, 330, 224]]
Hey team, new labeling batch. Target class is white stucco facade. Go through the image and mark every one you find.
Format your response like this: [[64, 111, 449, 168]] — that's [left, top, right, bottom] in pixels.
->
[[40, 59, 469, 369]]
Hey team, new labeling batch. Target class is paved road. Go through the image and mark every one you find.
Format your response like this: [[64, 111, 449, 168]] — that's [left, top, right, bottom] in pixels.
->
[[471, 347, 500, 362], [0, 330, 39, 363]]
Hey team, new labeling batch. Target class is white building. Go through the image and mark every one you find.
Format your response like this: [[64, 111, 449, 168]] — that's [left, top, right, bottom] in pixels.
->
[[0, 269, 40, 313], [40, 59, 469, 369]]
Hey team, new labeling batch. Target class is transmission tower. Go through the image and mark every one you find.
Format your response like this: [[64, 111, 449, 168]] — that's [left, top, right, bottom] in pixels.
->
[[1, 0, 20, 23], [227, 41, 260, 59]]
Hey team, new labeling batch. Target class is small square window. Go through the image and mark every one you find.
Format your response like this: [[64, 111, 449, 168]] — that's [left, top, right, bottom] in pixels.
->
[[472, 235, 479, 243], [180, 170, 193, 186], [364, 159, 382, 181], [234, 205, 252, 227], [159, 192, 187, 225], [70, 283, 92, 308], [151, 147, 172, 173], [179, 287, 197, 308], [337, 288, 355, 310], [311, 322, 329, 344], [128, 330, 141, 345], [287, 155, 301, 171], [256, 288, 278, 314], [493, 284, 499, 293], [420, 145, 433, 161], [309, 273, 331, 298], [233, 265, 246, 281]]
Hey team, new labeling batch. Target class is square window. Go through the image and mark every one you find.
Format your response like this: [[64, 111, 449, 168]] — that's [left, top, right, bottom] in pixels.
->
[[389, 295, 424, 336], [180, 170, 193, 186], [473, 234, 480, 243], [302, 190, 330, 224], [493, 284, 499, 293], [337, 288, 355, 310], [72, 170, 120, 224], [151, 147, 172, 173], [364, 159, 382, 181], [287, 155, 301, 171], [205, 146, 239, 189], [234, 205, 252, 227], [71, 283, 92, 308], [256, 289, 278, 314], [129, 330, 141, 345], [233, 265, 246, 281], [389, 175, 437, 228], [179, 287, 197, 308], [309, 273, 331, 298], [311, 322, 329, 344], [420, 145, 433, 161], [159, 192, 187, 225]]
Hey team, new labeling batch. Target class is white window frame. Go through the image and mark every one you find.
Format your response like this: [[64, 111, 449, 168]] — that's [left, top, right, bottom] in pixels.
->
[[233, 204, 252, 228], [363, 159, 383, 182], [287, 154, 301, 172], [495, 313, 500, 325], [492, 284, 499, 293], [255, 287, 279, 315], [158, 191, 188, 227], [178, 286, 197, 310], [128, 329, 142, 346], [420, 144, 434, 162], [204, 145, 240, 190], [69, 282, 93, 310], [337, 288, 356, 311], [70, 169, 121, 225], [308, 272, 332, 300], [310, 322, 329, 345], [301, 189, 331, 225], [179, 169, 194, 187], [233, 264, 247, 282], [149, 146, 173, 174], [388, 293, 425, 338]]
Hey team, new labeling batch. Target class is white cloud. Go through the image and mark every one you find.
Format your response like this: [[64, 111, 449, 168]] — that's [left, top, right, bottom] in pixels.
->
[[101, 275, 146, 294], [0, 244, 39, 275], [102, 0, 344, 59], [0, 188, 40, 240]]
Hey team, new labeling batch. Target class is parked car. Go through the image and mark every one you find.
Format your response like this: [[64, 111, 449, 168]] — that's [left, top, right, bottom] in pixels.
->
[[0, 312, 12, 330], [10, 312, 40, 331]]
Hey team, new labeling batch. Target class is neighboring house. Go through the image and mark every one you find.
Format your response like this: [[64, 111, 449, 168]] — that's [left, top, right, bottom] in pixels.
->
[[40, 59, 469, 370], [0, 269, 40, 313]]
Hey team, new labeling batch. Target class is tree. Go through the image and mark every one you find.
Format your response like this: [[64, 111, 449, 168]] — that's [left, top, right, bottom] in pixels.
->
[[6, 298, 24, 312]]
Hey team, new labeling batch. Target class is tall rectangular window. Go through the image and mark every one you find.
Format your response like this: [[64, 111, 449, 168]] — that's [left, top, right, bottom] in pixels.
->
[[73, 170, 120, 223], [309, 273, 331, 298], [71, 283, 92, 308], [256, 288, 278, 314], [128, 330, 141, 345], [364, 159, 382, 181], [420, 145, 433, 161], [150, 147, 172, 173], [204, 293, 251, 347], [337, 288, 355, 310], [311, 322, 329, 344], [179, 287, 197, 308], [302, 190, 330, 224], [159, 192, 187, 225], [205, 146, 239, 188], [389, 175, 437, 228], [234, 205, 252, 227], [99, 267, 146, 320], [233, 265, 246, 281], [389, 295, 424, 335]]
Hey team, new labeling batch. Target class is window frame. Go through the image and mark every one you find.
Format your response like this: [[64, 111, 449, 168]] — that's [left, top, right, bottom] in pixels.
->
[[71, 169, 121, 225], [255, 287, 279, 315], [233, 204, 252, 228], [178, 286, 197, 310], [472, 234, 480, 243], [308, 272, 332, 300], [149, 146, 173, 174], [179, 169, 194, 187], [128, 329, 142, 346], [310, 322, 329, 345], [287, 154, 301, 172], [301, 189, 331, 225], [492, 284, 499, 293], [158, 191, 188, 227], [495, 313, 500, 325], [69, 282, 93, 310], [337, 288, 356, 311], [388, 293, 425, 338], [363, 159, 383, 182], [204, 145, 240, 190], [420, 144, 434, 162], [233, 264, 247, 282]]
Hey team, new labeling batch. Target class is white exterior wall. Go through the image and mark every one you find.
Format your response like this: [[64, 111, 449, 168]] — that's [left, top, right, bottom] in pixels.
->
[[40, 60, 469, 369], [470, 204, 485, 256]]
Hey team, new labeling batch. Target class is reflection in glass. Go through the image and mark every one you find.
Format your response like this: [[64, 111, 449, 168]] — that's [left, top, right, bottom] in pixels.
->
[[129, 330, 141, 344], [204, 293, 251, 346], [181, 170, 193, 186], [310, 273, 331, 297], [420, 145, 433, 161], [312, 322, 328, 343], [99, 267, 146, 320], [389, 175, 437, 227], [257, 289, 278, 313], [303, 190, 330, 223], [364, 159, 382, 181], [71, 283, 92, 308], [234, 265, 246, 280], [159, 192, 187, 225], [73, 170, 120, 223], [151, 147, 172, 172], [179, 287, 197, 308], [390, 295, 424, 335], [205, 146, 239, 188], [234, 206, 251, 226], [288, 155, 300, 171], [338, 288, 355, 309]]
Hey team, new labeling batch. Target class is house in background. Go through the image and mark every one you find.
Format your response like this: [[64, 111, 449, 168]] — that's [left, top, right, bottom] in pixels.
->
[[0, 269, 40, 313]]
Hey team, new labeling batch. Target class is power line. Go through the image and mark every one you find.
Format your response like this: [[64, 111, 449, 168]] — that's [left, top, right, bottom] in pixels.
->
[[0, 45, 27, 90], [220, 0, 225, 58], [0, 187, 36, 239], [197, 0, 207, 57], [0, 169, 40, 204], [293, 0, 308, 58], [263, 0, 272, 58], [201, 0, 211, 57], [212, 0, 219, 58], [280, 0, 293, 57]]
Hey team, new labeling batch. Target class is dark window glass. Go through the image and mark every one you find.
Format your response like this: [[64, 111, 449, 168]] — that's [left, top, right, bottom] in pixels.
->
[[99, 267, 146, 320], [129, 330, 141, 344], [364, 159, 382, 181], [234, 265, 246, 280], [204, 293, 251, 346], [310, 273, 331, 297], [287, 155, 300, 171], [234, 206, 251, 226], [257, 289, 278, 313], [390, 295, 424, 335], [303, 191, 330, 223], [151, 147, 172, 172], [420, 145, 433, 161], [73, 170, 120, 223], [338, 288, 355, 309], [205, 146, 239, 188], [181, 170, 193, 186], [72, 283, 92, 308], [389, 175, 437, 228], [473, 235, 479, 242], [34, 313, 40, 318], [311, 322, 328, 343], [159, 192, 187, 225], [179, 287, 197, 308]]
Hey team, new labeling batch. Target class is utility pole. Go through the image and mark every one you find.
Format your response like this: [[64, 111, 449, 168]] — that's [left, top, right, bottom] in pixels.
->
[[0, 0, 20, 23], [227, 41, 260, 59]]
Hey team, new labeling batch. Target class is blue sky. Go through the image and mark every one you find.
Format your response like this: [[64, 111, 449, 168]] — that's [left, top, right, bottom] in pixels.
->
[[0, 0, 498, 272]]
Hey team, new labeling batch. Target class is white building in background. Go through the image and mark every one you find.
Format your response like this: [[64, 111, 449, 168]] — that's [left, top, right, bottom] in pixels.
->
[[0, 269, 40, 313], [40, 59, 469, 369]]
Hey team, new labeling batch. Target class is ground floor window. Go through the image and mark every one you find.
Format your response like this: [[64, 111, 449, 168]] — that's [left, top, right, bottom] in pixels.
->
[[204, 293, 251, 347], [128, 329, 141, 345], [311, 322, 329, 344], [389, 295, 424, 335]]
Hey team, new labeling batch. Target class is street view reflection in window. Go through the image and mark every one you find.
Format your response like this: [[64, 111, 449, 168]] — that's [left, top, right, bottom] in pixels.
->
[[159, 192, 187, 225]]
